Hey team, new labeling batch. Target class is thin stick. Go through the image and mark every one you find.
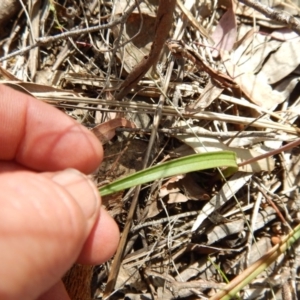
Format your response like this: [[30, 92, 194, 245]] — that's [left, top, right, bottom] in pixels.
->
[[0, 0, 143, 63], [238, 0, 300, 35], [238, 138, 300, 167]]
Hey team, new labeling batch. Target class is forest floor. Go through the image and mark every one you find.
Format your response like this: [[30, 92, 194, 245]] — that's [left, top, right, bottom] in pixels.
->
[[1, 0, 300, 299]]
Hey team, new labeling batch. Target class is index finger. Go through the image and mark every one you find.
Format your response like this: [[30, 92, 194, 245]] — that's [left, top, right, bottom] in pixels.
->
[[0, 85, 103, 173]]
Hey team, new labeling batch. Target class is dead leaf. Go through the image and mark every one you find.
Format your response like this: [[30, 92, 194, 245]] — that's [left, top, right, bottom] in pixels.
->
[[259, 38, 300, 84], [173, 125, 275, 173], [146, 197, 163, 218], [205, 219, 245, 245], [159, 173, 209, 202], [185, 80, 224, 110], [2, 81, 80, 98], [234, 33, 281, 74], [270, 28, 300, 41], [91, 118, 136, 144], [0, 66, 20, 80], [111, 1, 157, 75], [211, 0, 237, 57], [179, 173, 210, 200], [192, 172, 252, 231], [0, 0, 21, 31], [222, 54, 285, 109], [274, 75, 299, 99], [159, 174, 184, 196], [167, 191, 189, 204]]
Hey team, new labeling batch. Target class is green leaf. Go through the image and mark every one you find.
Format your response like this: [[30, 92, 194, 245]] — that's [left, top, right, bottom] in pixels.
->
[[100, 151, 237, 196]]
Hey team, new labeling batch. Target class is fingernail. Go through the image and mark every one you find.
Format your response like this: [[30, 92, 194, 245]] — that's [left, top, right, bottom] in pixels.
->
[[51, 169, 99, 219]]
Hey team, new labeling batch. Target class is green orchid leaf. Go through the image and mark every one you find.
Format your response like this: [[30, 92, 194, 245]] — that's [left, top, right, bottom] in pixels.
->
[[100, 151, 237, 196]]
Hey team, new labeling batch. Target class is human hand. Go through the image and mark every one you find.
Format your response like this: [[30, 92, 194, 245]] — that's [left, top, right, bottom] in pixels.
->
[[0, 85, 119, 300]]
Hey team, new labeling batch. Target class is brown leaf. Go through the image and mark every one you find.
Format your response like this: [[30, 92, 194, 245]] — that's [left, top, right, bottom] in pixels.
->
[[222, 55, 285, 109], [211, 0, 237, 57], [2, 81, 80, 97], [115, 0, 176, 100], [91, 118, 136, 144], [167, 191, 189, 204], [180, 173, 210, 200], [159, 175, 188, 203], [185, 80, 224, 110], [159, 173, 209, 203]]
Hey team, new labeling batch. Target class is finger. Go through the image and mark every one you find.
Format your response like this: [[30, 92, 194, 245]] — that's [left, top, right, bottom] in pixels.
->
[[0, 161, 29, 172], [0, 84, 103, 173], [0, 169, 106, 300], [37, 281, 70, 300], [77, 208, 120, 264], [0, 162, 120, 264]]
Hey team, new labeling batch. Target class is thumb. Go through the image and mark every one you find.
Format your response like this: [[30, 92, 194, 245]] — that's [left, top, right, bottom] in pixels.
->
[[0, 169, 100, 300]]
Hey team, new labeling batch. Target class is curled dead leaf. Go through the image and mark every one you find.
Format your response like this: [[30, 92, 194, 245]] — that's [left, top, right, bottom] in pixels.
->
[[91, 118, 136, 144]]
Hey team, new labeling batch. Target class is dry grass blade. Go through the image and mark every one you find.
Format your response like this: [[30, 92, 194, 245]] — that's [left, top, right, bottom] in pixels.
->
[[210, 223, 300, 300]]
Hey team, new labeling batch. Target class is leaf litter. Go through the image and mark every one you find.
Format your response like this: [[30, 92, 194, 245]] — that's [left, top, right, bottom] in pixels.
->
[[1, 0, 300, 299]]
